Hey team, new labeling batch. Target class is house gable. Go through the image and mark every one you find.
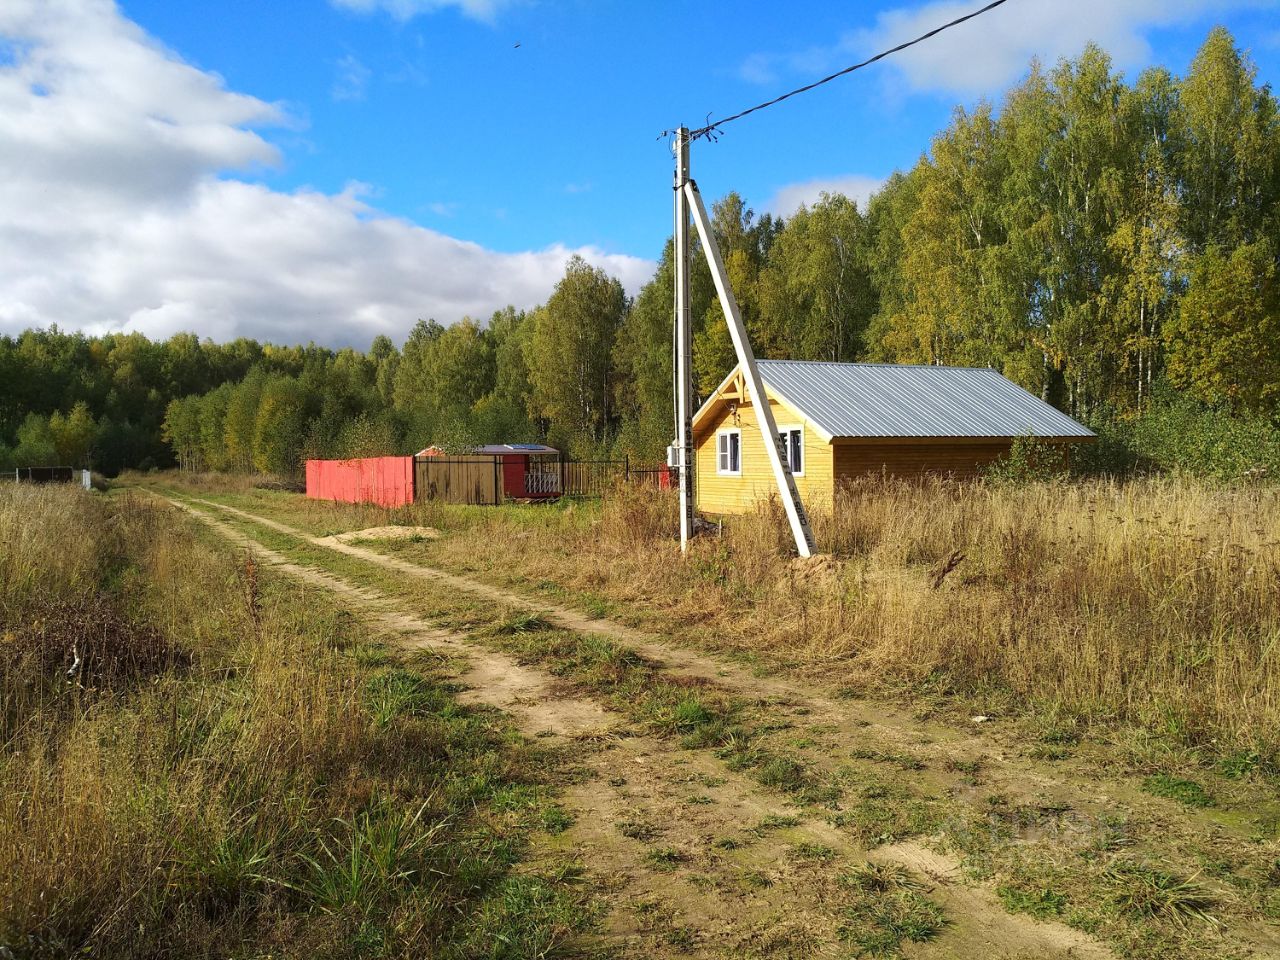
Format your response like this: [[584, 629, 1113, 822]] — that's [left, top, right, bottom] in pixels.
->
[[692, 366, 830, 447], [692, 380, 834, 516]]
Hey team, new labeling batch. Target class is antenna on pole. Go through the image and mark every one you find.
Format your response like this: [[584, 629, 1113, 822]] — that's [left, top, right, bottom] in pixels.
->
[[670, 128, 815, 558]]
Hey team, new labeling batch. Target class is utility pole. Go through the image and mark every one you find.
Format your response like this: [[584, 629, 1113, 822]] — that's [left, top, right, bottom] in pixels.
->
[[670, 127, 816, 558], [674, 126, 695, 552]]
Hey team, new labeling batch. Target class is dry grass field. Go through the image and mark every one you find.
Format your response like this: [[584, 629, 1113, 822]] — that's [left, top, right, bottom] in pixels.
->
[[0, 483, 588, 958]]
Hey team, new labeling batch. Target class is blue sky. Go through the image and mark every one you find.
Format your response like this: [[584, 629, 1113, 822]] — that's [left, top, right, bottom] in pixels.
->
[[2, 0, 1278, 346], [119, 0, 1280, 255]]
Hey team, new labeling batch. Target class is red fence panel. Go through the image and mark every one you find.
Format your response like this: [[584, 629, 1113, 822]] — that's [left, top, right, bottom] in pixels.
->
[[305, 456, 414, 507]]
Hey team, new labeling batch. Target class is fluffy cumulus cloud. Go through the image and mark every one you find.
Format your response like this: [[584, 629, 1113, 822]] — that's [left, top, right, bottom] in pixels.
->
[[765, 175, 886, 217], [0, 0, 651, 347], [746, 0, 1269, 98]]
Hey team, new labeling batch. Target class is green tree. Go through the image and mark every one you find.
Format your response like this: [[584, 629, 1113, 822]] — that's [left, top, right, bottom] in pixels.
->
[[758, 193, 876, 364], [252, 375, 308, 475], [1165, 240, 1280, 412], [49, 401, 98, 468], [198, 383, 234, 470], [1102, 70, 1183, 410], [223, 368, 265, 472], [877, 107, 1019, 372], [473, 307, 535, 442], [864, 170, 923, 361], [392, 318, 495, 443], [162, 397, 203, 472], [335, 413, 400, 458], [1177, 27, 1280, 252], [12, 413, 57, 467], [525, 256, 626, 450], [615, 242, 677, 458]]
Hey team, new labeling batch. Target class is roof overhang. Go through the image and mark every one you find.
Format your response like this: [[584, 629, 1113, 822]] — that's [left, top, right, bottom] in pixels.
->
[[691, 362, 835, 443]]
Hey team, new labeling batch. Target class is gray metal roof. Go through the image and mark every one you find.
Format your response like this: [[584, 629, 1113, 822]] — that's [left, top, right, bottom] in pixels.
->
[[474, 443, 559, 454], [753, 360, 1094, 439]]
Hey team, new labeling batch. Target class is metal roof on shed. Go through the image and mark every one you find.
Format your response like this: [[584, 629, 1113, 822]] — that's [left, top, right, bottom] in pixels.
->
[[416, 443, 559, 457], [473, 443, 558, 454], [720, 360, 1094, 440]]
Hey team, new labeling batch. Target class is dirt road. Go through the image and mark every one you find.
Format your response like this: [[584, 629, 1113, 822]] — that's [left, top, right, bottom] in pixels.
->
[[157, 491, 1280, 959]]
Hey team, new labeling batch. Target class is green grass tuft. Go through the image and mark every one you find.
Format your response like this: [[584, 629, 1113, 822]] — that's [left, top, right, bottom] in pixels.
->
[[494, 612, 556, 635], [1142, 773, 1215, 808], [1105, 862, 1219, 927], [839, 886, 946, 957], [644, 847, 686, 871], [997, 884, 1068, 919]]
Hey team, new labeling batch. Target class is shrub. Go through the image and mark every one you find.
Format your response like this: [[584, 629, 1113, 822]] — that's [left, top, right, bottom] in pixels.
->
[[1083, 387, 1280, 481], [986, 435, 1070, 484]]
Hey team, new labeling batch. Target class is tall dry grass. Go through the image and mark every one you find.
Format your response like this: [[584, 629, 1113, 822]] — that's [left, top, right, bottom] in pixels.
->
[[425, 477, 1280, 752], [0, 485, 576, 958]]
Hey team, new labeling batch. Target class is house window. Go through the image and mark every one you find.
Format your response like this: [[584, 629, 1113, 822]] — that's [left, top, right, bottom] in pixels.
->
[[716, 429, 741, 476], [778, 426, 803, 476]]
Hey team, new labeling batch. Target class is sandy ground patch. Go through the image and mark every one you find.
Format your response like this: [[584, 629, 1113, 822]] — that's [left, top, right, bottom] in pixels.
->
[[315, 525, 439, 547]]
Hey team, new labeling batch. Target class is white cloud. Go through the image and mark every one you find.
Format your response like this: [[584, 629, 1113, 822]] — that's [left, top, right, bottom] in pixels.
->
[[332, 53, 371, 101], [745, 0, 1271, 99], [330, 0, 510, 23], [765, 175, 886, 217], [738, 52, 780, 86], [0, 0, 652, 348]]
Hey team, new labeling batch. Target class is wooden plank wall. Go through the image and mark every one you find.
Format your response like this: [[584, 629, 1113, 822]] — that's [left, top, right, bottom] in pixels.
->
[[414, 456, 501, 505], [694, 398, 833, 515], [832, 440, 1013, 482]]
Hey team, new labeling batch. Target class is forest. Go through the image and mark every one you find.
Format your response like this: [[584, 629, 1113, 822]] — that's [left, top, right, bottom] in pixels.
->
[[2, 28, 1278, 479]]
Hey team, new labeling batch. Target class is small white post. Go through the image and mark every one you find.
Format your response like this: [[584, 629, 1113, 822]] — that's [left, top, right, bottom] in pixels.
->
[[674, 127, 695, 552], [684, 179, 816, 557]]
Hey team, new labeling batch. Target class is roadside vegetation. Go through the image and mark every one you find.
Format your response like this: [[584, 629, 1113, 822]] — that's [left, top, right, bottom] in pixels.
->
[[0, 483, 589, 958], [156, 472, 1280, 761]]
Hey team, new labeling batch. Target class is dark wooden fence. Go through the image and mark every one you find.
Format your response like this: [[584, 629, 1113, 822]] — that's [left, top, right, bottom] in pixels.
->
[[561, 459, 621, 497], [412, 455, 672, 504], [559, 458, 674, 496], [414, 456, 502, 505]]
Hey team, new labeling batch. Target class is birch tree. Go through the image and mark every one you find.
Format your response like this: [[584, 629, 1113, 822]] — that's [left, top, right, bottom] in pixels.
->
[[524, 256, 625, 450]]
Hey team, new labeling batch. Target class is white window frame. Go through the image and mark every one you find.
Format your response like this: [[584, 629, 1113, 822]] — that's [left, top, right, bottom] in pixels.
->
[[777, 424, 804, 477], [716, 428, 742, 476]]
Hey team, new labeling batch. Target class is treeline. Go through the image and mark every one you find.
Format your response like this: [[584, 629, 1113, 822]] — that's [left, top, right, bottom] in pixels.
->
[[4, 28, 1279, 477], [159, 259, 629, 474], [1, 331, 270, 474], [866, 26, 1280, 419]]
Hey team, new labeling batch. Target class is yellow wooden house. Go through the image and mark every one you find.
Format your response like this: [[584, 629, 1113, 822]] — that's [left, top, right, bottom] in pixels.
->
[[692, 360, 1094, 515]]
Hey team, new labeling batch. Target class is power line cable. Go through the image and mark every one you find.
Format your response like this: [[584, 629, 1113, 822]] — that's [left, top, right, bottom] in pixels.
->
[[672, 0, 1012, 143]]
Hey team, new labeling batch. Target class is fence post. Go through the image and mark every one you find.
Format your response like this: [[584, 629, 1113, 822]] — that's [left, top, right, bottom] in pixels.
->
[[494, 456, 501, 504], [625, 455, 630, 482]]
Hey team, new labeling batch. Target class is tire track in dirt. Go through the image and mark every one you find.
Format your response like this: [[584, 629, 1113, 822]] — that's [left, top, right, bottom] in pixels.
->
[[164, 493, 1116, 960], [186, 500, 970, 742]]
